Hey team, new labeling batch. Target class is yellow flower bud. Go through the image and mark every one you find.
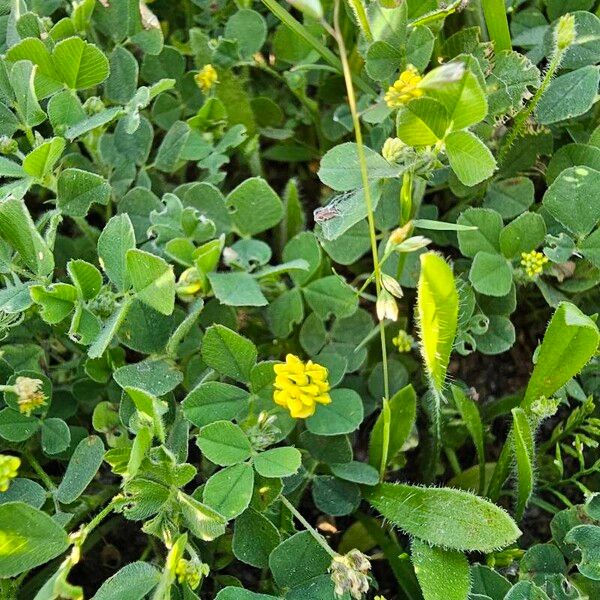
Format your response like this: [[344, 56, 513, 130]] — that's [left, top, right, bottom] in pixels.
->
[[382, 137, 405, 162], [273, 354, 331, 419], [392, 329, 414, 353]]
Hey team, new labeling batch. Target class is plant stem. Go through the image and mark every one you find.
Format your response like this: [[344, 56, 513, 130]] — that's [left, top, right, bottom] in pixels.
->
[[481, 0, 512, 52], [23, 448, 57, 493], [498, 41, 566, 164], [331, 0, 391, 480], [280, 495, 336, 558], [261, 0, 375, 95]]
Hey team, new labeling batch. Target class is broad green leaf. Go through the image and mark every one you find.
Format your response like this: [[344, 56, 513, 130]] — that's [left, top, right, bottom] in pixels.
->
[[207, 271, 268, 307], [329, 461, 379, 485], [203, 463, 254, 520], [88, 296, 134, 359], [411, 538, 470, 600], [201, 325, 257, 383], [41, 417, 71, 455], [417, 252, 458, 394], [483, 177, 535, 219], [542, 166, 600, 237], [10, 60, 45, 127], [364, 482, 521, 552], [67, 259, 102, 301], [124, 387, 167, 442], [52, 36, 109, 89], [303, 275, 358, 321], [253, 447, 301, 478], [153, 120, 190, 171], [365, 40, 404, 81], [499, 212, 546, 259], [469, 252, 513, 297], [369, 384, 417, 470], [0, 478, 46, 509], [318, 142, 399, 191], [312, 475, 361, 516], [113, 358, 182, 396], [30, 283, 77, 324], [182, 382, 249, 427], [197, 421, 252, 466], [306, 388, 364, 436], [232, 508, 281, 569], [178, 491, 227, 541], [57, 435, 105, 504], [216, 589, 280, 600], [226, 177, 283, 235], [457, 207, 503, 258], [0, 198, 54, 276], [565, 525, 600, 580], [268, 531, 331, 589], [106, 46, 138, 104], [126, 248, 175, 316], [57, 168, 111, 217], [445, 130, 496, 186], [0, 502, 69, 577], [225, 9, 267, 58], [23, 137, 65, 179], [536, 65, 600, 125], [91, 561, 160, 600], [98, 214, 136, 291], [423, 69, 488, 130], [522, 302, 599, 409], [396, 97, 450, 146], [512, 407, 534, 520], [0, 408, 40, 442]]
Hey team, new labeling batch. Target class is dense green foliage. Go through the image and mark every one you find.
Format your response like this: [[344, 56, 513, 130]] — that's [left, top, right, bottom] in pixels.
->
[[0, 0, 599, 599]]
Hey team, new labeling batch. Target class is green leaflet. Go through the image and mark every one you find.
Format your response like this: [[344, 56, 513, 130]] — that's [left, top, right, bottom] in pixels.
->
[[364, 482, 521, 552]]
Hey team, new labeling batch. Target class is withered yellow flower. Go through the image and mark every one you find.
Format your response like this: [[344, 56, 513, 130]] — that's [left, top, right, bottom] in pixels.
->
[[14, 376, 47, 416], [273, 354, 331, 418], [384, 65, 424, 109], [195, 64, 218, 93]]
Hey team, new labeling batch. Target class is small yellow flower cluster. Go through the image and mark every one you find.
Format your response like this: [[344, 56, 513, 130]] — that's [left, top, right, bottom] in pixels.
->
[[195, 64, 218, 93], [381, 137, 406, 162], [392, 329, 414, 353], [384, 65, 424, 109], [14, 376, 47, 416], [0, 454, 20, 492], [273, 354, 331, 418], [520, 250, 548, 278], [175, 558, 209, 590], [177, 267, 202, 301]]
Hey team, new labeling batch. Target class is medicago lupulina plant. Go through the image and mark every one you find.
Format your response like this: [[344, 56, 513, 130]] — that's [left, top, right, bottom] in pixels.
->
[[0, 0, 599, 599]]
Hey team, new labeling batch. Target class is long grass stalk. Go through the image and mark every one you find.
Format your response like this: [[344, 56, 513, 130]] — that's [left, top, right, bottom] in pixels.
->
[[481, 0, 512, 52], [330, 0, 390, 480]]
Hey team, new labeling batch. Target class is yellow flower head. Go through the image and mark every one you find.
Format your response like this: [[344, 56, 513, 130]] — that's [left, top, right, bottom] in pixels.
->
[[195, 64, 218, 93], [384, 65, 424, 109], [0, 454, 20, 492], [14, 376, 46, 416], [392, 329, 414, 353], [520, 250, 548, 279], [177, 267, 202, 301], [175, 558, 209, 590], [273, 354, 331, 419]]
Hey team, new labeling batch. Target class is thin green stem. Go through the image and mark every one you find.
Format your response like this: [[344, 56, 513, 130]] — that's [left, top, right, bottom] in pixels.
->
[[261, 0, 375, 95], [499, 43, 566, 164], [332, 0, 390, 480], [23, 449, 57, 493], [481, 0, 512, 52], [280, 495, 337, 558]]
